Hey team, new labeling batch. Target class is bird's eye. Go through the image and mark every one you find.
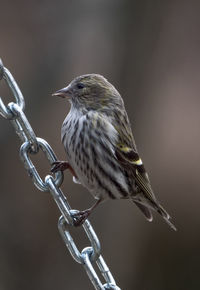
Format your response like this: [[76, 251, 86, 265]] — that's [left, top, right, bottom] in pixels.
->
[[77, 83, 85, 89]]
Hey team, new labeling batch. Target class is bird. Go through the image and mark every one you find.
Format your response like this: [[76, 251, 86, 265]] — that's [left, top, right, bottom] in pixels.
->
[[51, 74, 176, 230]]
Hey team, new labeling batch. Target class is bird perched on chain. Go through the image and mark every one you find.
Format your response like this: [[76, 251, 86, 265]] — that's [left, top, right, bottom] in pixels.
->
[[51, 74, 176, 230]]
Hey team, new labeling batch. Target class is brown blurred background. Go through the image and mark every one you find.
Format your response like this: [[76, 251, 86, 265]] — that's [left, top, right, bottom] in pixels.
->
[[0, 0, 200, 289]]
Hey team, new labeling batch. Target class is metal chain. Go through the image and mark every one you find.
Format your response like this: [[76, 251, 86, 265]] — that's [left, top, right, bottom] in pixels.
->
[[0, 58, 121, 290]]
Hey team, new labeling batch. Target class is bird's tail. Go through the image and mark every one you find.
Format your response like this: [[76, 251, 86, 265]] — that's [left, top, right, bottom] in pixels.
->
[[134, 201, 153, 222], [156, 203, 177, 231], [133, 170, 176, 231], [132, 198, 177, 231]]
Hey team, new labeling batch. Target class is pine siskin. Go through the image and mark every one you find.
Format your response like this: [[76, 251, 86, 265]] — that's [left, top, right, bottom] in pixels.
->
[[52, 74, 176, 230]]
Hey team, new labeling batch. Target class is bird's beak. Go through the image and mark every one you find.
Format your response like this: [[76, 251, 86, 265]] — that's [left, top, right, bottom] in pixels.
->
[[52, 85, 72, 98]]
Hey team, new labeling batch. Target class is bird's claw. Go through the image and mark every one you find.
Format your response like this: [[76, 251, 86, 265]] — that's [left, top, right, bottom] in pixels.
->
[[72, 210, 91, 227], [51, 161, 69, 173]]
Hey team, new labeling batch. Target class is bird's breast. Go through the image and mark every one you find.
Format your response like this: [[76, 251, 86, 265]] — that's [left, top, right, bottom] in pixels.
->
[[61, 113, 134, 199]]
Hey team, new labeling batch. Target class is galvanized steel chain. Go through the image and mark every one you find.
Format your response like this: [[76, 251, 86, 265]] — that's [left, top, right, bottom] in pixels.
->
[[0, 59, 121, 290]]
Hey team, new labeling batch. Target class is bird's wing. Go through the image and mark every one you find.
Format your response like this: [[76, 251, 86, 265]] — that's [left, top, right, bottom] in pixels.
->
[[90, 111, 155, 202], [111, 108, 157, 203], [115, 144, 156, 198]]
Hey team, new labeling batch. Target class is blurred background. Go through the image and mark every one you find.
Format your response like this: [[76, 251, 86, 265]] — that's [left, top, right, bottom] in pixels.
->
[[0, 0, 200, 289]]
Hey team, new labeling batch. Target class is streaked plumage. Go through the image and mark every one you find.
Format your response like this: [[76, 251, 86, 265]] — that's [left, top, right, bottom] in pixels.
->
[[52, 74, 176, 230]]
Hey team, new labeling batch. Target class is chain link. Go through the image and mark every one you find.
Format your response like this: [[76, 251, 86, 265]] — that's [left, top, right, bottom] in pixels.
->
[[0, 58, 121, 290]]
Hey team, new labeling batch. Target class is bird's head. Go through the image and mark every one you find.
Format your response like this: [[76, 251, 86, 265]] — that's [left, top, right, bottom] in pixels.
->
[[52, 74, 123, 111]]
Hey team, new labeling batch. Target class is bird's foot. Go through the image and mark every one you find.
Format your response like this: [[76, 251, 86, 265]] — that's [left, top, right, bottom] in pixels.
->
[[51, 161, 70, 173], [72, 209, 91, 227]]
